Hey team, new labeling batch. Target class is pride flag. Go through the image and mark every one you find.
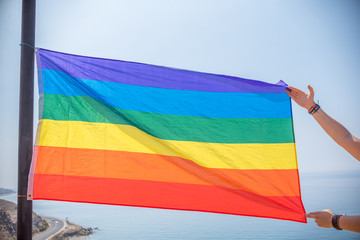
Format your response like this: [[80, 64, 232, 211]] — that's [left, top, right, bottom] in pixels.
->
[[28, 48, 306, 222]]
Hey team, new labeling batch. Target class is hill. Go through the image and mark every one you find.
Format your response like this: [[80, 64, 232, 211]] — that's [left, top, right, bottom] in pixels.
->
[[0, 199, 47, 239], [0, 199, 93, 239], [0, 188, 16, 196]]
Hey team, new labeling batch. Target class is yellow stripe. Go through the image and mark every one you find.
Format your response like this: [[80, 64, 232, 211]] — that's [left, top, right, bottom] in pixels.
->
[[38, 119, 298, 169]]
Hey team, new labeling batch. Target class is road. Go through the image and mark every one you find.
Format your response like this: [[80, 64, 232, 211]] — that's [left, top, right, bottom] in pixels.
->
[[33, 217, 66, 240]]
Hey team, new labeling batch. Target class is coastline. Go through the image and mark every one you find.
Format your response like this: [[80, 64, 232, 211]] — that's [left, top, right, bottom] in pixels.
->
[[49, 218, 93, 240], [0, 193, 93, 240]]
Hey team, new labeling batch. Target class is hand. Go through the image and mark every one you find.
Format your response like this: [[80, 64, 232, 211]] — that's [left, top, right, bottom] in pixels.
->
[[306, 209, 334, 228], [285, 85, 315, 110]]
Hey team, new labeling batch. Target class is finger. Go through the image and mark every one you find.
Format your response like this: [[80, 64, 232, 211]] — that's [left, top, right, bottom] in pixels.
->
[[322, 209, 333, 214], [285, 88, 298, 96], [285, 90, 294, 97], [287, 86, 301, 93], [305, 213, 317, 219], [287, 93, 297, 100]]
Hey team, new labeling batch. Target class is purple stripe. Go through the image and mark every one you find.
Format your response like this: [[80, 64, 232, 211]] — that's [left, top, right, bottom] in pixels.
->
[[37, 48, 285, 93]]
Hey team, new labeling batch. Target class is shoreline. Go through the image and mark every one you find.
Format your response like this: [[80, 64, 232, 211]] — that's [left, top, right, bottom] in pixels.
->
[[34, 216, 93, 240], [0, 196, 93, 240], [33, 216, 93, 240], [32, 216, 67, 240], [0, 191, 16, 197]]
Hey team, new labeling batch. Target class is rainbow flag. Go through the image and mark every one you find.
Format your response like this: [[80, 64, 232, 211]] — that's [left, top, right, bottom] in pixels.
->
[[28, 48, 306, 223]]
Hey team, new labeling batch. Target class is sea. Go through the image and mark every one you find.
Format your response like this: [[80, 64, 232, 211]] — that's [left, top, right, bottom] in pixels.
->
[[2, 171, 360, 240]]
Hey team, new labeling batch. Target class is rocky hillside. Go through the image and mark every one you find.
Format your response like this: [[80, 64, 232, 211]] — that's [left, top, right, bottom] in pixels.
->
[[0, 199, 48, 239], [0, 199, 94, 240]]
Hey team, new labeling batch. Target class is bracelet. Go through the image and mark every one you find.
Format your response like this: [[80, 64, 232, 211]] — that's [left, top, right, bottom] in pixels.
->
[[332, 214, 343, 230], [308, 103, 320, 115]]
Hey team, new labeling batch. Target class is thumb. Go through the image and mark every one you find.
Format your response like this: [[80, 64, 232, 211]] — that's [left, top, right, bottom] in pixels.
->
[[308, 85, 315, 100]]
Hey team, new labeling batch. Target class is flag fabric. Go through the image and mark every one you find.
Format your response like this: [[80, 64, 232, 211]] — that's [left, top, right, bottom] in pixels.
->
[[28, 48, 306, 223]]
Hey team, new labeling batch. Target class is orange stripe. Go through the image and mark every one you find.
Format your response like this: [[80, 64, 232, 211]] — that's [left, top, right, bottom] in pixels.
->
[[34, 146, 300, 196], [31, 174, 306, 223]]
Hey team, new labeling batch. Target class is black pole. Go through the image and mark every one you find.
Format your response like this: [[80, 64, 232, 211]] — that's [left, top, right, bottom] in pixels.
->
[[17, 0, 36, 239]]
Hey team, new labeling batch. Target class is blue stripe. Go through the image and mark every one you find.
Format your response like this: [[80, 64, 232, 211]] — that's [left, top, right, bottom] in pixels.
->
[[42, 69, 291, 118]]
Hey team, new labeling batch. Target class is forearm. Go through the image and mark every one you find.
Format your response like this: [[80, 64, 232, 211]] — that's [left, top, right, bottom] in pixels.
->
[[339, 215, 360, 233], [312, 108, 352, 147], [312, 108, 360, 161], [286, 85, 360, 160]]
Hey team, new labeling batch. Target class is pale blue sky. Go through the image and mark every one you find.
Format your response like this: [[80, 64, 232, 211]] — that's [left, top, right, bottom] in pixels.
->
[[1, 0, 359, 189]]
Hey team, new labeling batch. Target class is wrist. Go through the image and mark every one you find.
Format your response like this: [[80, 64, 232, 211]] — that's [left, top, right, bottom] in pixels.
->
[[308, 103, 321, 115], [305, 102, 316, 111], [332, 214, 344, 230]]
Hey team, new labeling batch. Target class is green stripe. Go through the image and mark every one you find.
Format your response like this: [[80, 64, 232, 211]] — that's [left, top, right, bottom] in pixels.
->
[[42, 94, 294, 143]]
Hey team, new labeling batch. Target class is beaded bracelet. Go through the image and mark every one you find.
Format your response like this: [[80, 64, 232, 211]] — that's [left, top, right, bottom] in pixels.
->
[[308, 103, 320, 115], [332, 214, 344, 230]]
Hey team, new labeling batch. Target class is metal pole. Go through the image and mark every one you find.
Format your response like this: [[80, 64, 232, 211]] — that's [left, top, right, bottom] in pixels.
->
[[17, 0, 36, 239]]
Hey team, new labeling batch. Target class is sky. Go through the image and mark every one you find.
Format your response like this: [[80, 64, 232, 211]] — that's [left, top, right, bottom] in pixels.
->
[[0, 0, 359, 189]]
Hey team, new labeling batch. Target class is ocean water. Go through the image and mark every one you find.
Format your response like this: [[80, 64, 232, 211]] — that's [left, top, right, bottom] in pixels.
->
[[2, 171, 360, 240]]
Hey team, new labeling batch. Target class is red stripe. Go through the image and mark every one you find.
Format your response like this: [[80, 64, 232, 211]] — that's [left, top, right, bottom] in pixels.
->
[[33, 146, 301, 196], [32, 174, 306, 223]]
